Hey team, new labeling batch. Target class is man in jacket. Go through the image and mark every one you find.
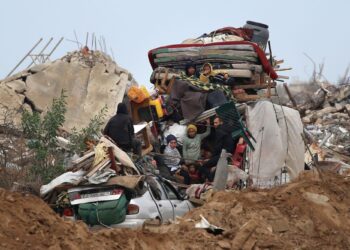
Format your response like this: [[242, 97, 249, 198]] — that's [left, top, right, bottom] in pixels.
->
[[199, 117, 237, 181], [103, 103, 141, 156]]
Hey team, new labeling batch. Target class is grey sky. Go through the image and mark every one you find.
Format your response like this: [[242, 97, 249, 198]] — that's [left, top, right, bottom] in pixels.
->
[[1, 0, 349, 87]]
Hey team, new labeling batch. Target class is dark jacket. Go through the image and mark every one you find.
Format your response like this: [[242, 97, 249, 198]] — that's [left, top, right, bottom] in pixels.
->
[[103, 103, 134, 146], [213, 124, 235, 155], [202, 124, 236, 169]]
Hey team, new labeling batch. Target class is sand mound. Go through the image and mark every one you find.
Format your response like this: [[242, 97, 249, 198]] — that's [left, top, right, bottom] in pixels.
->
[[1, 170, 350, 249]]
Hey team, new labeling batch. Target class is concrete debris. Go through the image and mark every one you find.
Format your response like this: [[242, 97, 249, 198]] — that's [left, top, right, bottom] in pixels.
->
[[288, 82, 350, 159], [0, 48, 138, 131]]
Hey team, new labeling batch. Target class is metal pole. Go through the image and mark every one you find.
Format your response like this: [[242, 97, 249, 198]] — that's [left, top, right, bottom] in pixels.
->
[[26, 37, 53, 68], [44, 37, 64, 62], [85, 32, 89, 47], [7, 38, 43, 77], [283, 83, 298, 108], [74, 30, 81, 49], [91, 32, 94, 49]]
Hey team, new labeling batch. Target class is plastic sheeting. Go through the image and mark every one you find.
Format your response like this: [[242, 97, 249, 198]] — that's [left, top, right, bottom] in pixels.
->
[[246, 101, 304, 186], [40, 170, 86, 198]]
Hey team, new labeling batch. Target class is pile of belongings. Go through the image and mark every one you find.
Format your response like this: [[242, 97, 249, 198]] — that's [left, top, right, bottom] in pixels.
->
[[147, 23, 279, 122], [40, 136, 142, 203]]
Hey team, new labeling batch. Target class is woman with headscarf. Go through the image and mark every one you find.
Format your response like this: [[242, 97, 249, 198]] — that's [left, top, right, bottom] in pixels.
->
[[184, 63, 199, 78], [163, 134, 190, 184], [103, 102, 141, 156]]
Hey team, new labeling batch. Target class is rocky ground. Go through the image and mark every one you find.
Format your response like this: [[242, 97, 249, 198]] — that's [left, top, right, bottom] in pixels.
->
[[1, 169, 350, 250]]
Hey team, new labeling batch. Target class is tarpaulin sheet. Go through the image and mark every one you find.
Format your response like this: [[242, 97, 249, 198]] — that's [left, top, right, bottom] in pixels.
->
[[246, 101, 304, 186]]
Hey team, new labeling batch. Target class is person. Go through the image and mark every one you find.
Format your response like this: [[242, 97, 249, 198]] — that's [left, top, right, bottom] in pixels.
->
[[103, 102, 141, 156], [184, 63, 198, 78], [213, 116, 223, 128], [199, 63, 216, 84], [199, 117, 238, 182], [188, 164, 200, 184], [182, 121, 210, 162], [163, 134, 190, 184], [199, 63, 235, 86]]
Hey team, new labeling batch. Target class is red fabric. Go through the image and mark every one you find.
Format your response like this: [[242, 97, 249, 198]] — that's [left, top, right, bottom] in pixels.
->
[[189, 171, 200, 183], [232, 142, 247, 170], [148, 41, 277, 80], [208, 27, 253, 41]]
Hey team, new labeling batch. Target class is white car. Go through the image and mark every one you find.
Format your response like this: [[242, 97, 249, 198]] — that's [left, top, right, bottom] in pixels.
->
[[65, 176, 194, 228]]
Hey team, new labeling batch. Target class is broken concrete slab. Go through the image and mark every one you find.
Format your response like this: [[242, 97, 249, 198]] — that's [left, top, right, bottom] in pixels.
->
[[83, 62, 122, 121], [0, 49, 137, 131], [28, 62, 51, 73], [0, 84, 25, 126], [5, 80, 26, 94]]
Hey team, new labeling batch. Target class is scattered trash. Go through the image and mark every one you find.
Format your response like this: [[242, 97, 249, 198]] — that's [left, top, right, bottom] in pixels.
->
[[195, 214, 225, 235]]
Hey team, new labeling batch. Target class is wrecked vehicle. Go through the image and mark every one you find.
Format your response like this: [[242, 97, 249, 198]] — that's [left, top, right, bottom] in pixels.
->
[[62, 175, 193, 228]]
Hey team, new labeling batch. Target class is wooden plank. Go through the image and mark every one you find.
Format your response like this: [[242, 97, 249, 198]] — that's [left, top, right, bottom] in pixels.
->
[[72, 150, 95, 165], [277, 75, 290, 79], [235, 94, 261, 102], [275, 68, 292, 71], [234, 82, 276, 89], [274, 59, 284, 65], [283, 83, 297, 108], [85, 158, 111, 178]]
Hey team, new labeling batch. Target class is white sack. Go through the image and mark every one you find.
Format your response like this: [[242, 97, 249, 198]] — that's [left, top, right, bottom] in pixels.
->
[[246, 101, 304, 186], [163, 123, 187, 145]]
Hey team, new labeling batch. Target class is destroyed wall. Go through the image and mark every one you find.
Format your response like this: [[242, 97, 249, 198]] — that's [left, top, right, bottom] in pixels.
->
[[0, 50, 137, 131]]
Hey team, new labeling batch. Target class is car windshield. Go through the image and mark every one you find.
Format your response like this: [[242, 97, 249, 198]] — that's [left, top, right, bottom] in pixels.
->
[[162, 181, 179, 200]]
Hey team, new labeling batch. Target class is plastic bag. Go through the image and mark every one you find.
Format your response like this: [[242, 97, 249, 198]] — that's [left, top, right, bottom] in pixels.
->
[[226, 166, 248, 188], [127, 86, 146, 103]]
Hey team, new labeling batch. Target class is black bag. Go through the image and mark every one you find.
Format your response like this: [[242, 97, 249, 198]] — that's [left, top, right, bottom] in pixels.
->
[[206, 90, 228, 109]]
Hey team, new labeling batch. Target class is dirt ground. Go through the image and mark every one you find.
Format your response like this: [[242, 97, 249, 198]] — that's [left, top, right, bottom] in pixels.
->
[[1, 169, 350, 250]]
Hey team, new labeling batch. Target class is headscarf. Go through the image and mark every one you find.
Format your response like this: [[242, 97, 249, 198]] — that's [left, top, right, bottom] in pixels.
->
[[166, 134, 177, 144], [185, 63, 197, 77], [117, 103, 128, 114], [201, 63, 215, 76], [187, 124, 197, 133]]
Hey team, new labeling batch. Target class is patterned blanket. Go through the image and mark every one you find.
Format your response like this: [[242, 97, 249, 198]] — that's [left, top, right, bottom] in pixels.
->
[[178, 73, 235, 100]]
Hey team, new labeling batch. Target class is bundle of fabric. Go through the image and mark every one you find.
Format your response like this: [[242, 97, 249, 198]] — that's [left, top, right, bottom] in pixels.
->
[[151, 43, 258, 68], [182, 33, 244, 44], [178, 73, 234, 99], [150, 64, 263, 84], [182, 27, 253, 45]]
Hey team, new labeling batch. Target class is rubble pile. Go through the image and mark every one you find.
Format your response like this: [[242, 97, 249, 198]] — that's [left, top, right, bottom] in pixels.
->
[[294, 83, 350, 158], [2, 170, 350, 249], [0, 48, 137, 131]]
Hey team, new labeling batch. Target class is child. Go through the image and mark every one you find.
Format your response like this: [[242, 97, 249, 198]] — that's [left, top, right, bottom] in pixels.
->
[[199, 63, 234, 86], [188, 164, 200, 184], [199, 63, 215, 84], [182, 120, 210, 162]]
